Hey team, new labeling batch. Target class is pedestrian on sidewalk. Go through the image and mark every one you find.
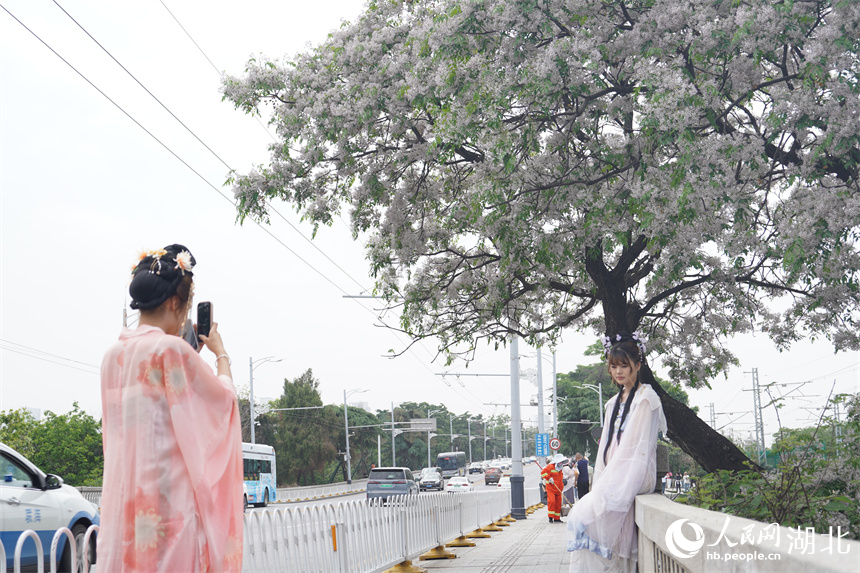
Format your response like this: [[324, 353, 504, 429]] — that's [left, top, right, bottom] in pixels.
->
[[541, 454, 568, 523], [99, 245, 243, 572], [562, 458, 577, 504], [567, 332, 666, 573], [573, 452, 590, 500]]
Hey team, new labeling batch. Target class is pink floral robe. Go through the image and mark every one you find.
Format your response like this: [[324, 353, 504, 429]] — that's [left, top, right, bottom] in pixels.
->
[[99, 325, 243, 572]]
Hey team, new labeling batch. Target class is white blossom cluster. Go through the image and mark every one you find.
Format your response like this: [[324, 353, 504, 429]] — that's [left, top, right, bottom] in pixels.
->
[[222, 0, 859, 384]]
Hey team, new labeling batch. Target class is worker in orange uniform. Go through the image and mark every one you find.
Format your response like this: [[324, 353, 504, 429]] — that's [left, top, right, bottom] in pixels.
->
[[541, 454, 569, 523]]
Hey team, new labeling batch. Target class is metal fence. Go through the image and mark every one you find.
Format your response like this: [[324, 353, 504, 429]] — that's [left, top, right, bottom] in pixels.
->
[[3, 488, 533, 573], [242, 487, 520, 573], [1, 524, 99, 573]]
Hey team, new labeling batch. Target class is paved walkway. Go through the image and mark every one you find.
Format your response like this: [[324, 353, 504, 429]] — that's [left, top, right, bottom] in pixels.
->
[[418, 505, 570, 573]]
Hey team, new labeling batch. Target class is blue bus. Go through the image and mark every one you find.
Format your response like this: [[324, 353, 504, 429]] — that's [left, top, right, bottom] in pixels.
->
[[436, 451, 467, 479], [242, 442, 277, 507]]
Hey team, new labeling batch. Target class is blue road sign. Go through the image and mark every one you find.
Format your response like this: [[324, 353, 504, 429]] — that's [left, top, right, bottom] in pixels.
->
[[535, 433, 549, 457]]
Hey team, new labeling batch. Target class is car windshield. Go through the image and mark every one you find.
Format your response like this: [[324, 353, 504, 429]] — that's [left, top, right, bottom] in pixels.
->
[[422, 472, 441, 480], [369, 469, 405, 480]]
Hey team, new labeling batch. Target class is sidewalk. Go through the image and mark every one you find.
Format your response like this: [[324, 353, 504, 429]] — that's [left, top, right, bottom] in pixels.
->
[[419, 505, 570, 572]]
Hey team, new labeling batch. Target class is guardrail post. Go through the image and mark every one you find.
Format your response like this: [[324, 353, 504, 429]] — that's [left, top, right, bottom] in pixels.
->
[[382, 497, 426, 573], [49, 527, 74, 573], [15, 530, 43, 573], [334, 522, 347, 573], [419, 503, 456, 561], [445, 498, 475, 548]]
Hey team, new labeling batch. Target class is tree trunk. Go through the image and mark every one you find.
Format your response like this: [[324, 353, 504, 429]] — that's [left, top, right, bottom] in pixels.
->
[[590, 244, 759, 474], [640, 363, 759, 473]]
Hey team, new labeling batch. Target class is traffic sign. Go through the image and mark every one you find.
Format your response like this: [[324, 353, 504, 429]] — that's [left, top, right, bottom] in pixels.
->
[[535, 433, 549, 457], [549, 437, 561, 451]]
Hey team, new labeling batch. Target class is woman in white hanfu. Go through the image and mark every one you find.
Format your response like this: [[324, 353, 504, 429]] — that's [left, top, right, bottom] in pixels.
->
[[567, 333, 666, 573]]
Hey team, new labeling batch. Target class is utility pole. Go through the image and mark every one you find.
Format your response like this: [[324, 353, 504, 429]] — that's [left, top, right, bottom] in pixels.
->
[[391, 402, 396, 466], [344, 390, 352, 484], [552, 352, 558, 439], [510, 336, 526, 519], [750, 368, 766, 466], [710, 403, 716, 429], [468, 418, 472, 463], [537, 347, 545, 435]]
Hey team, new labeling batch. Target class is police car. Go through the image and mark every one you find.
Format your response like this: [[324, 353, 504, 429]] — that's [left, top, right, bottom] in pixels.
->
[[0, 442, 100, 571]]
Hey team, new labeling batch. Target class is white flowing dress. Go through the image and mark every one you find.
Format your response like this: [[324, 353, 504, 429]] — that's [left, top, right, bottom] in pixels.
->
[[567, 383, 666, 573]]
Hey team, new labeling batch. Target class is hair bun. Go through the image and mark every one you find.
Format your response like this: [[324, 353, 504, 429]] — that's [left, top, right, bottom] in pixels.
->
[[129, 244, 195, 310]]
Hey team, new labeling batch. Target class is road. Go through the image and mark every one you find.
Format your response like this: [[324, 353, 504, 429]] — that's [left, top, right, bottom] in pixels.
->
[[247, 462, 544, 515]]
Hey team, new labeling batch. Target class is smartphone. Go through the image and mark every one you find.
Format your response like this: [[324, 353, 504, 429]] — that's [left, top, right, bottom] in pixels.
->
[[179, 319, 199, 351], [197, 301, 213, 340]]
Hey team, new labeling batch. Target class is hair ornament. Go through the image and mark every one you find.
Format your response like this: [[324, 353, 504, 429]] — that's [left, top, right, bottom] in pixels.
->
[[602, 331, 647, 358], [174, 251, 194, 275], [601, 335, 612, 354], [129, 244, 196, 310]]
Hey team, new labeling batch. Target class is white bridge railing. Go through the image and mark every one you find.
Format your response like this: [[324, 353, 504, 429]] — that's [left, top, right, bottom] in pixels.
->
[[77, 479, 371, 508]]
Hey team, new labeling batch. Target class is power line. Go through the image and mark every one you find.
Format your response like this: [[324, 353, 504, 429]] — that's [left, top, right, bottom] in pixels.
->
[[2, 3, 493, 416], [0, 3, 363, 301], [0, 345, 100, 376], [50, 0, 371, 295], [157, 0, 221, 77], [157, 0, 279, 144]]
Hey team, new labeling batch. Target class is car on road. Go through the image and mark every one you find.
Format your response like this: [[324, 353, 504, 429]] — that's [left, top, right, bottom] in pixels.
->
[[468, 462, 483, 474], [366, 467, 419, 502], [0, 442, 100, 572], [497, 476, 512, 489], [420, 470, 444, 492], [484, 467, 502, 485], [444, 476, 473, 493]]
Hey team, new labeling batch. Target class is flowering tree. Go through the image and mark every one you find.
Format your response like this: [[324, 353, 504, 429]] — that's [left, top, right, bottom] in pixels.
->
[[222, 0, 860, 472]]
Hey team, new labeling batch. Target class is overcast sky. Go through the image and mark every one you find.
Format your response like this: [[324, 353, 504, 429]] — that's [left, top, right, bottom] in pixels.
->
[[1, 0, 857, 448]]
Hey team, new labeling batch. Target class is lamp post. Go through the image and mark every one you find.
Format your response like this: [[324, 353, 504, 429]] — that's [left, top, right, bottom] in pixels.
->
[[344, 389, 368, 484], [466, 418, 482, 464], [572, 384, 604, 427], [249, 356, 283, 444], [427, 409, 443, 468], [536, 347, 545, 435]]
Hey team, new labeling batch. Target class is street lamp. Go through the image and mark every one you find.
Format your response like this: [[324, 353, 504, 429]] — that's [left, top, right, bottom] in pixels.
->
[[530, 350, 559, 439], [344, 388, 368, 484], [249, 356, 283, 444], [427, 408, 444, 468], [572, 384, 604, 427]]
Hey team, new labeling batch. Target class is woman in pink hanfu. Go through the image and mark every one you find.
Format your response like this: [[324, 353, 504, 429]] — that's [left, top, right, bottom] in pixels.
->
[[567, 333, 666, 573], [99, 245, 243, 572]]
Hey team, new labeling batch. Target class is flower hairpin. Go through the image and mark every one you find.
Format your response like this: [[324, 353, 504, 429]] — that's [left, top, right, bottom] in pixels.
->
[[601, 331, 647, 357], [174, 251, 194, 275]]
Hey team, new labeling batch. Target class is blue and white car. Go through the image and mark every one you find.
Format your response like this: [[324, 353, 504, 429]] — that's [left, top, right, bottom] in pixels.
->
[[0, 442, 100, 571]]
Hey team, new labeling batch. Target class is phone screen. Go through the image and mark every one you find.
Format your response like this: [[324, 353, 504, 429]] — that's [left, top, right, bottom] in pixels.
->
[[197, 302, 212, 339]]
